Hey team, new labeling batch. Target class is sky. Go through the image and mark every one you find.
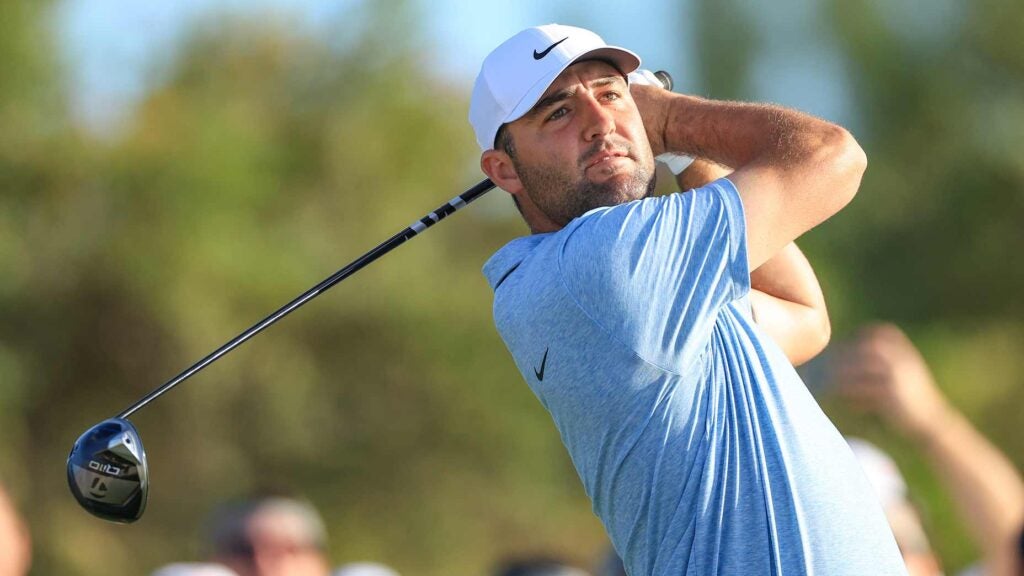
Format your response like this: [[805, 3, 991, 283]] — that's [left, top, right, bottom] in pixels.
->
[[53, 0, 854, 135]]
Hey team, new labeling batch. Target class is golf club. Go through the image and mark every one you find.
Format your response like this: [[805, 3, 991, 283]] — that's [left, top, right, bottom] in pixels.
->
[[67, 70, 675, 523], [67, 178, 494, 522], [653, 70, 673, 91], [67, 418, 148, 523]]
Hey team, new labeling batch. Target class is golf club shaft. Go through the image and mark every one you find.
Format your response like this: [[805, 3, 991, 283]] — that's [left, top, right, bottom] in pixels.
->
[[118, 178, 496, 419]]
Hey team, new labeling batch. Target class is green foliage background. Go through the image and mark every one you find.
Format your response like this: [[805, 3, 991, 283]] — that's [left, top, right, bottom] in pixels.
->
[[0, 1, 1021, 574]]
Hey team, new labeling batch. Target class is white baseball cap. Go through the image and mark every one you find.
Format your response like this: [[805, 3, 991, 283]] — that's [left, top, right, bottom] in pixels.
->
[[469, 24, 641, 151]]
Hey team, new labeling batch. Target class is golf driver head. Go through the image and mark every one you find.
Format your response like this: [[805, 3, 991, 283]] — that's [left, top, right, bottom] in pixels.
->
[[67, 417, 148, 523]]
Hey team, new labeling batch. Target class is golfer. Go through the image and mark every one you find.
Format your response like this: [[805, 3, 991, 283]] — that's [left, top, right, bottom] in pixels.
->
[[471, 24, 907, 575]]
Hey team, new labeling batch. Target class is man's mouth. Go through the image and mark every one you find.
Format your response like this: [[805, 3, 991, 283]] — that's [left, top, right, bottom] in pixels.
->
[[583, 149, 630, 170]]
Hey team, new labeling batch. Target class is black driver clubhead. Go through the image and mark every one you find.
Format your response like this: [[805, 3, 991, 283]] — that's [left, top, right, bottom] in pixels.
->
[[67, 417, 148, 523]]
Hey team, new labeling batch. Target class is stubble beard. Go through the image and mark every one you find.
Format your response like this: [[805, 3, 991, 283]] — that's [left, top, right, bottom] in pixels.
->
[[514, 147, 657, 227]]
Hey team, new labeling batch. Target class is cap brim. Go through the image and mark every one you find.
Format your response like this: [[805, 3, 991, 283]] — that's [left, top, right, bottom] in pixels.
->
[[503, 46, 641, 126]]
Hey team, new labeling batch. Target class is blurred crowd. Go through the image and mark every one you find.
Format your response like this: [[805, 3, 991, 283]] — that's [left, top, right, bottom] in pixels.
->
[[1, 323, 1021, 575]]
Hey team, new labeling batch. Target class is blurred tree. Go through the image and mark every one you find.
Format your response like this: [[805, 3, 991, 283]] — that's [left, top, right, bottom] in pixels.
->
[[3, 2, 602, 574], [820, 0, 1023, 570], [4, 0, 1023, 574], [824, 0, 1024, 327], [693, 0, 757, 100]]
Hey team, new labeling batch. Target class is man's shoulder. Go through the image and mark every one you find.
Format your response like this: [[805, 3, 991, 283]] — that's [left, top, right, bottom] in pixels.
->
[[484, 177, 744, 293], [482, 233, 551, 291], [563, 180, 740, 260]]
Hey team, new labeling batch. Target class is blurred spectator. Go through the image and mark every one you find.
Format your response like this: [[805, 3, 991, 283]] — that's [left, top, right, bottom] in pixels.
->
[[493, 556, 592, 576], [206, 495, 331, 576], [847, 437, 943, 575], [833, 323, 1024, 576], [0, 481, 31, 576], [151, 563, 238, 576], [332, 562, 400, 576]]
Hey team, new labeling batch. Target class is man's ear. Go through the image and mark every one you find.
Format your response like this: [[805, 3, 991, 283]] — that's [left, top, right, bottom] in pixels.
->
[[480, 150, 523, 195]]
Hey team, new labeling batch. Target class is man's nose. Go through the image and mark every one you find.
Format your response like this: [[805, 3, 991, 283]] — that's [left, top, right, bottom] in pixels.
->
[[580, 94, 615, 141]]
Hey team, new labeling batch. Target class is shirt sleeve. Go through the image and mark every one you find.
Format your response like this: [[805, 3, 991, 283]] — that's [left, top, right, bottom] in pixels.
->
[[558, 177, 750, 374]]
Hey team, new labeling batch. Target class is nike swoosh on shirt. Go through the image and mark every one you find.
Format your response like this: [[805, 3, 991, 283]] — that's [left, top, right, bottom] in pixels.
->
[[533, 37, 568, 60], [534, 347, 549, 381]]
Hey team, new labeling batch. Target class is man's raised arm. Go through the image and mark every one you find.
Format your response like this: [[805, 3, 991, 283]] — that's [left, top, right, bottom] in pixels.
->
[[633, 86, 867, 269], [674, 159, 830, 365]]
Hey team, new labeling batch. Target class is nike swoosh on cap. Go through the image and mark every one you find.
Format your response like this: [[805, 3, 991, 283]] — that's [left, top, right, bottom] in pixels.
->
[[533, 37, 568, 60]]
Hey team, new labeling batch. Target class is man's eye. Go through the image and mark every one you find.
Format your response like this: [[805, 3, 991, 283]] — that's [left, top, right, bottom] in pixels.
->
[[601, 91, 621, 101], [547, 107, 569, 122]]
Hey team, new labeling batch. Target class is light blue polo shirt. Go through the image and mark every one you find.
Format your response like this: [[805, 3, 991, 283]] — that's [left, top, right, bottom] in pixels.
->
[[483, 179, 907, 575]]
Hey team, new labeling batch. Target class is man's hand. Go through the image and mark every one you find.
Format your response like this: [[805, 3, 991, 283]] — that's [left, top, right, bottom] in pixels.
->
[[832, 323, 1024, 573], [628, 82, 672, 157], [628, 69, 695, 174], [832, 323, 948, 438]]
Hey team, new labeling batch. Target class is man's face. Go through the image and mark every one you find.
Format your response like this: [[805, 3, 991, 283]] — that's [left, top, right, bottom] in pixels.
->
[[501, 59, 656, 230], [216, 511, 329, 576]]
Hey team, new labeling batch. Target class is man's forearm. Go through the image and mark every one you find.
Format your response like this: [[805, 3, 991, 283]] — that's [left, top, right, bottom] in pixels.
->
[[749, 243, 827, 311], [636, 89, 842, 170], [631, 84, 865, 271], [835, 323, 1024, 575], [917, 404, 1024, 575], [748, 244, 830, 365]]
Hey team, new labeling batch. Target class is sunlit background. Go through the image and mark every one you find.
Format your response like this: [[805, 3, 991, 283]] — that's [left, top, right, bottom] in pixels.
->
[[1, 0, 1022, 573]]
